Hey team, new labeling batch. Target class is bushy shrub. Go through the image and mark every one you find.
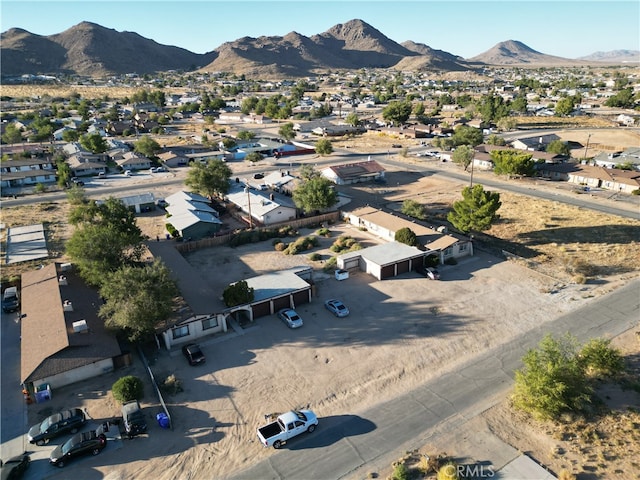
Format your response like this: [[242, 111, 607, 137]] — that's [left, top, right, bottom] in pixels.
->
[[315, 227, 331, 237], [165, 223, 179, 238], [161, 374, 183, 395], [391, 462, 409, 480], [274, 242, 287, 252], [323, 256, 338, 272], [309, 252, 321, 261], [578, 338, 624, 377], [330, 235, 361, 253], [283, 236, 319, 255], [272, 238, 283, 246], [112, 375, 144, 403], [437, 462, 461, 480]]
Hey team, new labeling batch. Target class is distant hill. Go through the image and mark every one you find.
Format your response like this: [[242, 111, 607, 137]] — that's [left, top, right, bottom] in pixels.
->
[[1, 21, 630, 78], [578, 50, 640, 63], [467, 39, 579, 65], [0, 22, 216, 77]]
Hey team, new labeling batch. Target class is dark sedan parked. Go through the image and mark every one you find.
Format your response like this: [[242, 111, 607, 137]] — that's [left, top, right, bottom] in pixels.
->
[[0, 453, 30, 480], [182, 343, 206, 365], [49, 426, 107, 468], [27, 408, 86, 445]]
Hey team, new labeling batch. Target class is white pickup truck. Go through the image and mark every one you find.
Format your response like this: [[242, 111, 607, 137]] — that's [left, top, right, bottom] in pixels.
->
[[256, 410, 318, 449]]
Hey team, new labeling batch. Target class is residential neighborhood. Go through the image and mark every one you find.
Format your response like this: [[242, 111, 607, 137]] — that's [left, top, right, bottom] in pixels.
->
[[1, 60, 639, 480]]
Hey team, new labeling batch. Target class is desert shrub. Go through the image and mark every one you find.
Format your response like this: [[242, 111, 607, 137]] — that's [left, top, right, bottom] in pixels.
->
[[322, 256, 338, 272], [274, 241, 287, 251], [578, 338, 624, 377], [402, 199, 426, 220], [631, 189, 640, 195], [309, 252, 321, 261], [571, 274, 586, 284], [390, 462, 409, 480], [330, 235, 361, 253], [161, 374, 183, 395], [272, 238, 283, 246], [165, 223, 179, 238], [315, 227, 331, 237], [437, 462, 461, 480], [558, 470, 577, 480], [112, 375, 144, 403], [283, 236, 317, 255]]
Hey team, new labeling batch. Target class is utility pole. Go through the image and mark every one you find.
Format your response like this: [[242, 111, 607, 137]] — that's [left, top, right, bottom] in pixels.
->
[[244, 180, 253, 229], [583, 133, 591, 162]]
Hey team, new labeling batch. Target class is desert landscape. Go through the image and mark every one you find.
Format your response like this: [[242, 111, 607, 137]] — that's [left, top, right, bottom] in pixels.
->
[[4, 159, 639, 479]]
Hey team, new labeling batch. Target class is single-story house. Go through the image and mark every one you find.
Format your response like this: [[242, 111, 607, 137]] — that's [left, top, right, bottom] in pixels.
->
[[0, 158, 57, 191], [67, 155, 108, 177], [226, 183, 297, 226], [117, 192, 157, 213], [322, 159, 385, 185], [114, 152, 152, 171], [164, 191, 222, 239], [511, 134, 561, 151], [160, 267, 313, 350], [337, 242, 431, 280], [567, 165, 640, 194], [158, 151, 189, 168], [21, 263, 124, 393], [345, 206, 472, 264], [593, 148, 640, 171]]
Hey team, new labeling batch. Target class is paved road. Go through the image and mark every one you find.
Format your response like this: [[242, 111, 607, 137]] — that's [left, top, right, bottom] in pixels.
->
[[232, 279, 639, 480]]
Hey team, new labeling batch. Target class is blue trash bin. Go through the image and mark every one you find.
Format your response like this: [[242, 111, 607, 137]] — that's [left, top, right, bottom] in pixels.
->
[[156, 412, 170, 429]]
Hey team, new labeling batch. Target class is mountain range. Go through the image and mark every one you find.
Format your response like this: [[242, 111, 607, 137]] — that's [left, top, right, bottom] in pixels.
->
[[1, 19, 637, 78]]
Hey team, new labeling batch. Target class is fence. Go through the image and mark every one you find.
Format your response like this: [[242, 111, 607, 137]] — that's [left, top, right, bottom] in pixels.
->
[[175, 211, 341, 253], [137, 346, 173, 430]]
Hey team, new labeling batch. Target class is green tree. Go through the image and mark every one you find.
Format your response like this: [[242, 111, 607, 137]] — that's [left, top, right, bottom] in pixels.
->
[[382, 100, 412, 125], [345, 112, 361, 127], [546, 139, 570, 156], [56, 160, 72, 187], [315, 138, 333, 155], [66, 184, 88, 205], [79, 133, 108, 154], [99, 260, 179, 343], [513, 334, 592, 420], [451, 125, 483, 147], [478, 94, 509, 122], [485, 134, 506, 146], [401, 199, 426, 220], [185, 159, 233, 199], [491, 150, 535, 176], [112, 376, 144, 403], [237, 130, 255, 140], [134, 135, 161, 158], [604, 88, 635, 108], [496, 117, 516, 132], [293, 176, 337, 214], [299, 164, 320, 181], [452, 145, 475, 171], [278, 122, 296, 141], [447, 184, 501, 234], [555, 97, 575, 116], [61, 129, 80, 142], [510, 96, 528, 114], [66, 197, 144, 286], [394, 227, 418, 246], [1, 123, 23, 144], [222, 280, 255, 307]]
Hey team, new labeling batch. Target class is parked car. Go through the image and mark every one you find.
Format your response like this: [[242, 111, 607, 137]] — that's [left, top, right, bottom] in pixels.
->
[[49, 426, 106, 468], [425, 267, 440, 280], [123, 170, 132, 176], [155, 198, 168, 208], [27, 408, 86, 445], [277, 308, 303, 329], [155, 166, 167, 172], [391, 143, 402, 148], [149, 167, 158, 173], [2, 286, 20, 313], [121, 400, 147, 439], [97, 171, 106, 178], [0, 453, 30, 480], [70, 178, 84, 186], [182, 343, 206, 366], [324, 299, 350, 318]]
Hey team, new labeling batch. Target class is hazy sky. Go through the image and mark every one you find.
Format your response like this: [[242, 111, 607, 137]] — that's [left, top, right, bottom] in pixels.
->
[[2, 0, 638, 59]]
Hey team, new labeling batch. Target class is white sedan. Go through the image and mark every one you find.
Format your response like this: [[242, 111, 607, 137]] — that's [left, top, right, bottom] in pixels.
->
[[324, 299, 350, 317], [277, 308, 303, 328]]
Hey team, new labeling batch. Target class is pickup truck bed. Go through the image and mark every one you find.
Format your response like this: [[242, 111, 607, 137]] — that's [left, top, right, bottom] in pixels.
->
[[257, 422, 281, 439]]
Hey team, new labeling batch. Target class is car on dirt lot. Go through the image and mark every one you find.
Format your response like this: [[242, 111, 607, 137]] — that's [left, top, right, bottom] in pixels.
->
[[391, 143, 402, 148], [121, 400, 147, 438], [0, 453, 30, 479], [27, 408, 86, 445], [182, 343, 206, 365], [49, 426, 107, 468], [277, 308, 303, 329], [324, 299, 350, 317]]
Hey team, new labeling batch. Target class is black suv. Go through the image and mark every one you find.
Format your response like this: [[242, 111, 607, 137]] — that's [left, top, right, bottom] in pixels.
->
[[49, 426, 107, 468], [182, 343, 206, 366], [0, 453, 30, 479], [122, 401, 147, 438], [27, 408, 86, 446]]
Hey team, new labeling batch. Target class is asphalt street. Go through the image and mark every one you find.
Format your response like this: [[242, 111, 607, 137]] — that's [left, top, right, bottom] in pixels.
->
[[232, 278, 640, 480]]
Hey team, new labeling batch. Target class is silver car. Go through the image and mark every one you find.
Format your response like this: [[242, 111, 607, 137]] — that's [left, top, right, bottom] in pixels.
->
[[277, 308, 303, 329], [324, 299, 350, 317]]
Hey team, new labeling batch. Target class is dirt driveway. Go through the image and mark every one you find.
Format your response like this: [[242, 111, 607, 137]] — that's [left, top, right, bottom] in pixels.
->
[[24, 221, 620, 480]]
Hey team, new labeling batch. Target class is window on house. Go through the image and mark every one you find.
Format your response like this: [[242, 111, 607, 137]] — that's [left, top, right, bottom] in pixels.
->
[[459, 243, 468, 252], [444, 247, 453, 257], [202, 317, 218, 331], [172, 325, 189, 339]]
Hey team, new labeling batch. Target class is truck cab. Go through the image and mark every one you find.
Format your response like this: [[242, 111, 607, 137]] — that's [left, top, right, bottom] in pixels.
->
[[256, 410, 318, 449]]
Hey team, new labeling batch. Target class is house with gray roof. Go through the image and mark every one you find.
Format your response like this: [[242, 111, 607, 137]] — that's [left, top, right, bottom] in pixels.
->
[[226, 183, 297, 227], [164, 191, 223, 239]]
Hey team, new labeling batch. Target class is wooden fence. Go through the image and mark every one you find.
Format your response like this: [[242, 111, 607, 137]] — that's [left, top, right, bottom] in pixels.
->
[[175, 211, 341, 253]]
